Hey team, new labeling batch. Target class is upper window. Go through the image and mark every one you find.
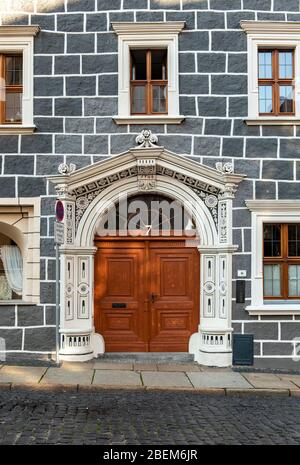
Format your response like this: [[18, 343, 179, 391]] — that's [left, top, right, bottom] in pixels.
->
[[130, 49, 167, 115], [263, 224, 300, 300], [258, 49, 294, 116], [0, 25, 39, 134], [0, 54, 23, 124], [241, 21, 300, 125], [112, 22, 184, 125]]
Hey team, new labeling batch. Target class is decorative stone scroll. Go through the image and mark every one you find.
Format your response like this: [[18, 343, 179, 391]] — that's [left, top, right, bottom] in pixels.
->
[[135, 129, 158, 148], [216, 162, 233, 174]]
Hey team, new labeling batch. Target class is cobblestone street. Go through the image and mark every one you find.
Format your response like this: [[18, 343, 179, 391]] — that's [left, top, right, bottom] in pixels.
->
[[0, 389, 300, 445]]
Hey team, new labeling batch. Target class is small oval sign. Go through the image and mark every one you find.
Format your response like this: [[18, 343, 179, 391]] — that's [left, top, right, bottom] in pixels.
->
[[55, 200, 64, 222]]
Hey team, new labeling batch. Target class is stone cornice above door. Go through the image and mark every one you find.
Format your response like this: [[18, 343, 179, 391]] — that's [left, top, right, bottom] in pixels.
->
[[48, 135, 245, 195]]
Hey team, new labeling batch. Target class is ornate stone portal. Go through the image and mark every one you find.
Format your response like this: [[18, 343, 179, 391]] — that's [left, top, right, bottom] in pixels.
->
[[49, 131, 245, 366]]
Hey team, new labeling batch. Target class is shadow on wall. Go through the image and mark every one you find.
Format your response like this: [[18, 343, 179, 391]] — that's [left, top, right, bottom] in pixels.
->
[[0, 0, 66, 16]]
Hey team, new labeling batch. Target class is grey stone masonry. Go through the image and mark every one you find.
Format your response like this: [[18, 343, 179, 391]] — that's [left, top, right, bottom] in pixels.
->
[[1, 0, 300, 364]]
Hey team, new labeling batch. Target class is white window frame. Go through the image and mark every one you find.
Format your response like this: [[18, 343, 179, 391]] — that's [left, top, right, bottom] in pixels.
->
[[241, 21, 300, 126], [246, 200, 300, 315], [0, 26, 39, 134], [112, 22, 185, 125]]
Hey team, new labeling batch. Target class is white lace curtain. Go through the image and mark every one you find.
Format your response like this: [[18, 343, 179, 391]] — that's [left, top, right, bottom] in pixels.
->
[[0, 245, 23, 296]]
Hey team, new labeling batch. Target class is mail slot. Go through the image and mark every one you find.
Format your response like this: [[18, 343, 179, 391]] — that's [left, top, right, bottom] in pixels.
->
[[112, 303, 126, 308]]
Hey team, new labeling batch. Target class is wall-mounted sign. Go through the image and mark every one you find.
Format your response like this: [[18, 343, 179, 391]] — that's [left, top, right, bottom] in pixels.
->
[[54, 221, 64, 245], [55, 200, 64, 222]]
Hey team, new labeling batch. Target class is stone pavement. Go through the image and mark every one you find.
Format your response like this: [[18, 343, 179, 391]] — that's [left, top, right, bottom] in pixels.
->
[[0, 361, 300, 395], [0, 389, 300, 444]]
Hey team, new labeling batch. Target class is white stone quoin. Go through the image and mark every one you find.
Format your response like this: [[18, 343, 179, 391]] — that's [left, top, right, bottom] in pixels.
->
[[49, 132, 245, 366]]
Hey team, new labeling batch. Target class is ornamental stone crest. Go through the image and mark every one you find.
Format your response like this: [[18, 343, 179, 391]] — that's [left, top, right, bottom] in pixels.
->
[[135, 129, 158, 148], [58, 163, 77, 175]]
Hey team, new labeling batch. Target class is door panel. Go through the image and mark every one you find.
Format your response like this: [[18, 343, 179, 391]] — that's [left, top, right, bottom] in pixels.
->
[[94, 242, 148, 351], [149, 245, 199, 352], [94, 239, 200, 352]]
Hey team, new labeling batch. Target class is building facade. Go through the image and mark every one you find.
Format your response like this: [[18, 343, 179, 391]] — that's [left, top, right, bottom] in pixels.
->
[[1, 0, 300, 368]]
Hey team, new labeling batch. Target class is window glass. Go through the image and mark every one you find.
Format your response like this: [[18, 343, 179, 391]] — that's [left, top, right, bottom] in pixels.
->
[[5, 93, 22, 123], [152, 85, 167, 113], [279, 51, 293, 79], [131, 85, 146, 113], [288, 265, 300, 297], [264, 264, 281, 297], [288, 224, 300, 256], [5, 55, 22, 86], [258, 51, 272, 79], [131, 50, 147, 80], [279, 85, 293, 113], [264, 224, 281, 257], [151, 50, 167, 80], [259, 86, 273, 113]]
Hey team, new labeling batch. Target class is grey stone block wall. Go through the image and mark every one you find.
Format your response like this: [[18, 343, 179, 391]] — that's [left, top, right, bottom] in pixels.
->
[[1, 0, 300, 364]]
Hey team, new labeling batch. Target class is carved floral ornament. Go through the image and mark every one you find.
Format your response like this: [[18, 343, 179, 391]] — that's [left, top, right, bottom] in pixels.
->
[[51, 130, 243, 231]]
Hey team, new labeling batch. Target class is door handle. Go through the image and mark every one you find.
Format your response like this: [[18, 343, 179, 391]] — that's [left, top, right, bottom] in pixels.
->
[[150, 293, 158, 304]]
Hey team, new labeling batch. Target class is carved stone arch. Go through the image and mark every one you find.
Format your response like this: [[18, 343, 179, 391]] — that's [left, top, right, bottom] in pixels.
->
[[76, 176, 218, 248], [49, 131, 246, 366]]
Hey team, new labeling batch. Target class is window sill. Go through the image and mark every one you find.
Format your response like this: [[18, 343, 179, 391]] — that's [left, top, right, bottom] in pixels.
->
[[0, 125, 35, 134], [245, 117, 300, 126], [246, 305, 300, 315], [113, 115, 185, 125]]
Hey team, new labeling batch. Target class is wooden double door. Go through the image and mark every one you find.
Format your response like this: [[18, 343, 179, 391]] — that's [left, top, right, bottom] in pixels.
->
[[94, 238, 200, 352]]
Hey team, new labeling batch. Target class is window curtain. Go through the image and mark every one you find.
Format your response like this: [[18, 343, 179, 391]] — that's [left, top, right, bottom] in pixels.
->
[[0, 245, 23, 296]]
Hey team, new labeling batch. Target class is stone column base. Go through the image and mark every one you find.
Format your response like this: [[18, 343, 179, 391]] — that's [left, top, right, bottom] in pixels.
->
[[189, 329, 233, 367], [59, 331, 104, 362]]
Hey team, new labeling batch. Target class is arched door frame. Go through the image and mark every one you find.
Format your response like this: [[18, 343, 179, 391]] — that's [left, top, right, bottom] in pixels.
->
[[49, 135, 245, 365]]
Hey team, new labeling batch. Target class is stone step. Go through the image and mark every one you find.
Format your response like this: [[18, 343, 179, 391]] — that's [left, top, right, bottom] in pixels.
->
[[96, 352, 194, 363]]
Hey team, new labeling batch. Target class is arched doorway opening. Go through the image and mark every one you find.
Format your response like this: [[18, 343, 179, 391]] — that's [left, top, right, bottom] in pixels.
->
[[93, 193, 200, 352]]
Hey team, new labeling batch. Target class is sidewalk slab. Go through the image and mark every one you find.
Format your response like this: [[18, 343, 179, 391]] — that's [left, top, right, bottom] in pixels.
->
[[93, 362, 133, 370], [277, 374, 300, 389], [41, 367, 93, 386], [157, 363, 201, 372], [93, 370, 142, 387], [0, 366, 46, 384], [134, 363, 158, 371], [141, 371, 192, 388], [243, 373, 298, 390], [187, 372, 253, 389]]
